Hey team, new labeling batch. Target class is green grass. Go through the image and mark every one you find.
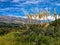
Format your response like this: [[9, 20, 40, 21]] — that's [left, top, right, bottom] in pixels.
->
[[0, 19, 60, 45]]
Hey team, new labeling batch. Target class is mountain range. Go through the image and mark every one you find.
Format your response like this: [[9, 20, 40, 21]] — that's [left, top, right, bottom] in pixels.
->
[[0, 16, 42, 24], [0, 15, 58, 24]]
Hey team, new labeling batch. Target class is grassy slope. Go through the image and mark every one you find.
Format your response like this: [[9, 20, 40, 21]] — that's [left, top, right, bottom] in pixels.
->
[[0, 19, 60, 45]]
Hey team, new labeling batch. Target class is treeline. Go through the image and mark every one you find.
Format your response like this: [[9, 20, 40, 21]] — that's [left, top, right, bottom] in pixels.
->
[[0, 22, 20, 35]]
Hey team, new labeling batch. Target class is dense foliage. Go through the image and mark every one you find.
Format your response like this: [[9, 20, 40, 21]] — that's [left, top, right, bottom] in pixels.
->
[[0, 19, 60, 45]]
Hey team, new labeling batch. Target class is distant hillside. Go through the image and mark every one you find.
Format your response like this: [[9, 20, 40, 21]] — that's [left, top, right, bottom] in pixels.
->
[[0, 16, 41, 24], [0, 16, 25, 23]]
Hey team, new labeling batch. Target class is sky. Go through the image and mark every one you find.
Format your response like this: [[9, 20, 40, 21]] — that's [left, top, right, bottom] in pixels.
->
[[0, 0, 60, 17]]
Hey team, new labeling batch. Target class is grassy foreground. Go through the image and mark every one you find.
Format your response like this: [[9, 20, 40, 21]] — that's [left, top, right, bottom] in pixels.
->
[[0, 19, 60, 45]]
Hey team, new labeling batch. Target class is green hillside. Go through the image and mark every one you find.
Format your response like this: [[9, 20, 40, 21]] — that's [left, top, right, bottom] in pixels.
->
[[0, 19, 60, 45]]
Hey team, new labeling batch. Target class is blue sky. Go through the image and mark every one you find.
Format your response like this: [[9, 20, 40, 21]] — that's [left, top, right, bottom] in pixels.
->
[[0, 0, 60, 16]]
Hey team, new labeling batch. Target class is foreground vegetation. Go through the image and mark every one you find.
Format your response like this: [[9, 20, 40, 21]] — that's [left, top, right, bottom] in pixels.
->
[[0, 19, 60, 45]]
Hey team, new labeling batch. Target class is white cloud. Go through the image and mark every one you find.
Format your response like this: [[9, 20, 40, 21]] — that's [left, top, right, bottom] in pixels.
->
[[0, 0, 7, 2], [22, 0, 44, 4], [44, 7, 51, 10], [0, 7, 20, 10], [55, 3, 60, 6], [24, 1, 39, 4], [12, 0, 25, 3], [4, 14, 27, 18], [45, 8, 49, 10], [21, 8, 28, 15], [12, 0, 20, 2], [34, 7, 39, 13]]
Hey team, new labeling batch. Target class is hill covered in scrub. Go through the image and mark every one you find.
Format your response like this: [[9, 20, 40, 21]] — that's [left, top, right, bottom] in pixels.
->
[[0, 16, 41, 24], [0, 19, 60, 45]]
